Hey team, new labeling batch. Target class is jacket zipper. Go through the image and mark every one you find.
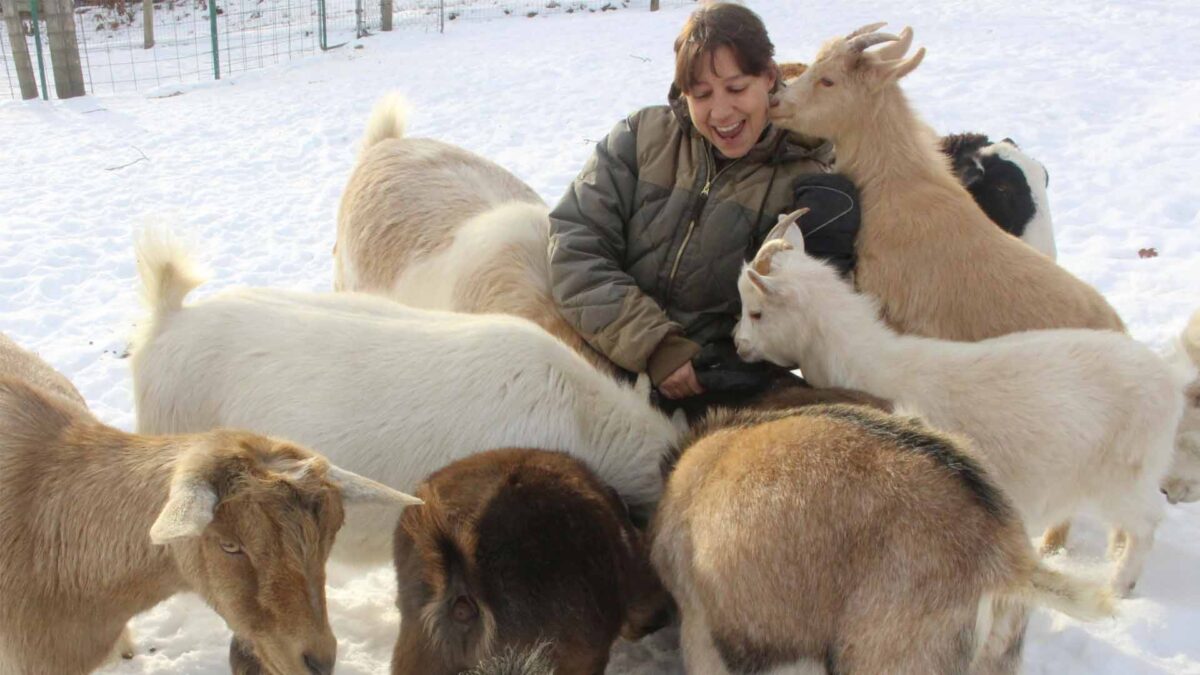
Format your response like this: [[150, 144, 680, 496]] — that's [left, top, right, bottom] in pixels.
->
[[665, 145, 741, 305]]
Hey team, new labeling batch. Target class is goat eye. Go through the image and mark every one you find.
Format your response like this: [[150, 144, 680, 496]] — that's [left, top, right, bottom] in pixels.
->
[[819, 77, 834, 87], [219, 541, 243, 555], [749, 311, 763, 321]]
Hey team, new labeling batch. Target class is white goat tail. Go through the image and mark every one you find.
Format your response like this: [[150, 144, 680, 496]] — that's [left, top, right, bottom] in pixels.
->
[[361, 92, 409, 153], [1014, 564, 1115, 622], [135, 227, 205, 321]]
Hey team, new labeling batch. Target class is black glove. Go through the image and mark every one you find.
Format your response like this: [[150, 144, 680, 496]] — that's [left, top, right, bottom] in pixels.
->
[[789, 173, 862, 278], [692, 340, 785, 395]]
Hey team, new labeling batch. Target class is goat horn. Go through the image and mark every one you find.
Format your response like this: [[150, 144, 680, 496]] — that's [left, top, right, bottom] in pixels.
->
[[845, 22, 887, 39], [752, 239, 794, 275], [875, 26, 913, 61], [763, 207, 810, 244], [848, 32, 901, 54]]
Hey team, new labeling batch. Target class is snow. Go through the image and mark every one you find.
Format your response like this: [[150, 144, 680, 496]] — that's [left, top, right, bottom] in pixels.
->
[[1, 0, 1198, 672]]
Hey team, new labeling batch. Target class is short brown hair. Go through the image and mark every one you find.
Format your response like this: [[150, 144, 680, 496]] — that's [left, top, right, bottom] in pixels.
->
[[673, 3, 775, 93]]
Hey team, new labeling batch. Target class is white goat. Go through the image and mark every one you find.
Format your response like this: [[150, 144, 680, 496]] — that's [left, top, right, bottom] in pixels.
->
[[1162, 308, 1200, 503], [129, 230, 678, 564], [733, 214, 1184, 595], [0, 334, 419, 675], [335, 95, 620, 378]]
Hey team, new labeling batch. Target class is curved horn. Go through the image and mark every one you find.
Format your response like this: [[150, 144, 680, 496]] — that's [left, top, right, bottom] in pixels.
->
[[875, 26, 913, 61], [848, 32, 900, 54], [764, 207, 810, 244], [845, 22, 887, 39], [752, 239, 795, 275]]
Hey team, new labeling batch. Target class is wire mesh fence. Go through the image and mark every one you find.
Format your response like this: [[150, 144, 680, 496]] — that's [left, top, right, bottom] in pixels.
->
[[1, 0, 694, 99]]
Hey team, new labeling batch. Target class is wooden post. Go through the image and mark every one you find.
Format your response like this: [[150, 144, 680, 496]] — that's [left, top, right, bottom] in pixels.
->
[[43, 0, 84, 97], [0, 0, 38, 98], [380, 0, 391, 31], [650, 0, 659, 10], [143, 0, 153, 48]]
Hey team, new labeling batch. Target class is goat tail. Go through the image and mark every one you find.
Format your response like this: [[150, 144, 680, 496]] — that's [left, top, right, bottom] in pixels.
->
[[135, 226, 206, 324], [1010, 563, 1114, 622], [361, 92, 410, 153]]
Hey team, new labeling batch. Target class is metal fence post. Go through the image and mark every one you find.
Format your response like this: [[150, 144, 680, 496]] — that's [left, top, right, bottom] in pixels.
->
[[438, 0, 443, 33], [209, 0, 219, 79], [381, 0, 391, 31], [28, 0, 47, 99], [354, 0, 362, 37], [317, 0, 326, 50], [319, 0, 328, 49]]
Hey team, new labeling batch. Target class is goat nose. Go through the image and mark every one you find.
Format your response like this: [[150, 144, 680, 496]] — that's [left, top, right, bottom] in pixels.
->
[[304, 653, 333, 675]]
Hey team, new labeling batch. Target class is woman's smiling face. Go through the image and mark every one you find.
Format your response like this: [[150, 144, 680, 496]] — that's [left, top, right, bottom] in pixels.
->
[[684, 45, 777, 159]]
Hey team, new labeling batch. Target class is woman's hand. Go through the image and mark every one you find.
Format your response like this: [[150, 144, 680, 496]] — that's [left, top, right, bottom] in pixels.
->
[[659, 361, 705, 399]]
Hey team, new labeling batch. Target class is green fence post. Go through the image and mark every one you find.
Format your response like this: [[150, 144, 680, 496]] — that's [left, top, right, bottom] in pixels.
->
[[29, 0, 47, 99], [318, 0, 326, 50], [209, 0, 219, 79]]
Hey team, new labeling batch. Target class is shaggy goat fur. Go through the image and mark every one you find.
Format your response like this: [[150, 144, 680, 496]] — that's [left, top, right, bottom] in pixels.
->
[[652, 404, 1112, 675], [335, 94, 620, 378], [734, 220, 1185, 594]]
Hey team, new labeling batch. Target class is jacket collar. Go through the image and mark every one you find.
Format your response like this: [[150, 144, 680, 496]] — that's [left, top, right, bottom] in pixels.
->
[[667, 83, 834, 168]]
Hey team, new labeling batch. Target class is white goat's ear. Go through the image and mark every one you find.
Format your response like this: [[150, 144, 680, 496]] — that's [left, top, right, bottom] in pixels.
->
[[883, 46, 925, 82], [327, 465, 424, 507], [781, 222, 806, 250], [747, 269, 776, 295], [150, 480, 218, 545]]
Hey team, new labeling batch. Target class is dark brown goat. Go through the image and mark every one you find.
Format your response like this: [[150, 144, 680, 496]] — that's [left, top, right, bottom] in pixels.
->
[[392, 449, 670, 675]]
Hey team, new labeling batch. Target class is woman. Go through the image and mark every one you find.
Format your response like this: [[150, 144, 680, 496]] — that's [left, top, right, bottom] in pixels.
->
[[548, 2, 860, 404]]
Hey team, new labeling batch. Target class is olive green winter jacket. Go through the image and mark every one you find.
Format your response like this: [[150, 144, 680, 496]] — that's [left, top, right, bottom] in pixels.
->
[[548, 96, 836, 383]]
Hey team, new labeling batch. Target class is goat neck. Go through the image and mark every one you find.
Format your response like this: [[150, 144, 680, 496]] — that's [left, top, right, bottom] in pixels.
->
[[832, 86, 956, 202], [785, 267, 920, 403], [33, 421, 184, 603]]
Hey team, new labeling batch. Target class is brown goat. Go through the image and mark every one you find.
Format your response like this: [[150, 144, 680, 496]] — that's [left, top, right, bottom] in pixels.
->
[[0, 337, 420, 675], [769, 25, 1124, 342], [652, 405, 1112, 675], [0, 332, 87, 412], [392, 448, 670, 675]]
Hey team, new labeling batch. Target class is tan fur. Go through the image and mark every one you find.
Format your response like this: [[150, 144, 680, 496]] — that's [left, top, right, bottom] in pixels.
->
[[653, 405, 1111, 675], [770, 27, 1125, 343], [0, 343, 346, 675], [335, 99, 619, 377], [0, 333, 87, 413]]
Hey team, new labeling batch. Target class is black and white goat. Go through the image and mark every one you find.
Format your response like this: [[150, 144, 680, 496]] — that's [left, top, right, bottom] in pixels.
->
[[942, 133, 1056, 259]]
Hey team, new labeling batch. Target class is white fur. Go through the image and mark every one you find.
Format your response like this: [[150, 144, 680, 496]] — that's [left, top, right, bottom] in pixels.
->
[[734, 225, 1185, 594], [130, 234, 678, 565], [984, 141, 1057, 260], [1161, 308, 1200, 503]]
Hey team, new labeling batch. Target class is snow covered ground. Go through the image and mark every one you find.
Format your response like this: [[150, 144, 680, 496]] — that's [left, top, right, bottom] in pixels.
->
[[2, 0, 1199, 672]]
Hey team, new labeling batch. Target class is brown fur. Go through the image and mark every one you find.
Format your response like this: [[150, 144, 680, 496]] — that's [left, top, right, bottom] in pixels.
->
[[653, 405, 1084, 674], [336, 130, 620, 379], [770, 29, 1125, 343], [778, 61, 808, 81], [0, 364, 344, 674], [392, 449, 670, 675]]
